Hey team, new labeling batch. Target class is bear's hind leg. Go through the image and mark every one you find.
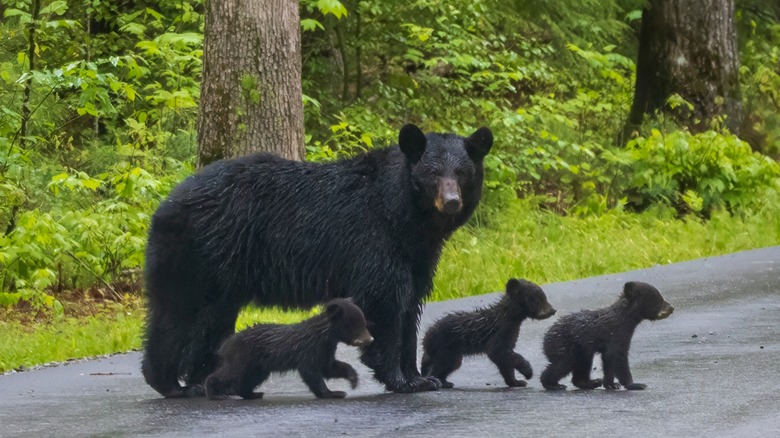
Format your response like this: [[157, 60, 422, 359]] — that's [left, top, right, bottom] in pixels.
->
[[540, 358, 573, 390], [427, 350, 462, 389], [235, 370, 269, 400], [182, 304, 241, 391], [571, 352, 602, 390], [142, 310, 187, 398], [205, 372, 231, 400]]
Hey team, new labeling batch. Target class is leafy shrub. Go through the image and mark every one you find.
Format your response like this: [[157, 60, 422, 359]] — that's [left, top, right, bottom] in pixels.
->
[[0, 147, 191, 310], [619, 129, 780, 216]]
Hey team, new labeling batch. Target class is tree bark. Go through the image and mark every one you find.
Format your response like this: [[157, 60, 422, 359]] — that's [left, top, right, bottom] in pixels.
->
[[197, 0, 305, 168], [20, 0, 41, 149], [624, 0, 742, 138]]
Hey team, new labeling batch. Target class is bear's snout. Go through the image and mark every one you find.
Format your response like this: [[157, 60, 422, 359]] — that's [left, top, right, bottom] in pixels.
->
[[436, 178, 462, 214], [538, 306, 557, 320], [656, 302, 674, 320], [351, 331, 374, 347]]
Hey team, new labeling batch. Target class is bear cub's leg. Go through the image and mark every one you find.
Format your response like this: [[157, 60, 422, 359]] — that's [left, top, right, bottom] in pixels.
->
[[420, 350, 461, 389], [488, 350, 531, 387], [603, 350, 646, 390], [540, 359, 574, 390], [324, 359, 359, 389], [299, 367, 346, 399], [571, 353, 602, 390]]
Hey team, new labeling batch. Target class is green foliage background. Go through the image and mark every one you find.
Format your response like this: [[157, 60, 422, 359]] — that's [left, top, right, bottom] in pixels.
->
[[1, 0, 779, 319]]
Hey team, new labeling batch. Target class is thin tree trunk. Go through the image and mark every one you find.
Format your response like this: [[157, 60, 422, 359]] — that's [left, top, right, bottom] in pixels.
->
[[20, 0, 41, 149], [334, 21, 349, 102], [197, 0, 305, 168], [624, 0, 742, 139], [355, 6, 362, 100]]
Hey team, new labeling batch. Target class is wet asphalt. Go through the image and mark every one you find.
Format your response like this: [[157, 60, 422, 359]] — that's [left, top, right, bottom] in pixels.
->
[[1, 247, 779, 437]]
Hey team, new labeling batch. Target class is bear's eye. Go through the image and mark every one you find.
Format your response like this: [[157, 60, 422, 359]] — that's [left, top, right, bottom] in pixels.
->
[[454, 168, 471, 178]]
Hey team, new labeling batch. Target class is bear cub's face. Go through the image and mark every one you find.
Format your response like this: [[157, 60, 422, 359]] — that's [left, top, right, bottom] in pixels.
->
[[326, 298, 374, 347], [623, 281, 675, 321], [399, 124, 493, 216], [506, 278, 557, 320]]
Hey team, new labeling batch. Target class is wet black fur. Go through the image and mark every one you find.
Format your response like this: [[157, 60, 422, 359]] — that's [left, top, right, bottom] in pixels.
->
[[420, 279, 556, 388], [142, 124, 493, 397], [205, 299, 372, 400], [540, 281, 674, 390]]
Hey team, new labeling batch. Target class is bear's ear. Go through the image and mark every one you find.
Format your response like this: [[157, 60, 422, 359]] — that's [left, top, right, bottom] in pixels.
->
[[623, 282, 640, 301], [399, 124, 427, 163], [465, 127, 493, 161], [326, 302, 343, 319], [505, 278, 522, 297]]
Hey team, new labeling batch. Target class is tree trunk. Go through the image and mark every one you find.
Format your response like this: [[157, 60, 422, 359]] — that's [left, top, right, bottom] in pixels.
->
[[20, 0, 41, 149], [624, 0, 742, 139], [197, 0, 305, 168]]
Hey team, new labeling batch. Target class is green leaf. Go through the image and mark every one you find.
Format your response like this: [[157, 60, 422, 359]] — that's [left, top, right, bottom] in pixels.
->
[[39, 1, 68, 16], [301, 18, 324, 32], [120, 22, 147, 37], [145, 8, 164, 21], [17, 52, 28, 68], [317, 0, 348, 19], [626, 10, 642, 22], [3, 8, 30, 19]]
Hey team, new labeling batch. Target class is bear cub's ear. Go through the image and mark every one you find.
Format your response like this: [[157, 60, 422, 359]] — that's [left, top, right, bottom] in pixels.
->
[[623, 281, 640, 301], [326, 301, 344, 319], [465, 127, 493, 161], [505, 278, 523, 297], [399, 124, 427, 163]]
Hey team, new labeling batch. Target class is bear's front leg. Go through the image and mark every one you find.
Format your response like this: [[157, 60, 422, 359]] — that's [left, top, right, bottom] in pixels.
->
[[602, 351, 619, 389], [614, 355, 646, 390], [603, 349, 642, 390], [325, 360, 359, 389], [299, 368, 346, 399], [511, 351, 533, 380], [400, 308, 441, 391], [488, 350, 528, 387]]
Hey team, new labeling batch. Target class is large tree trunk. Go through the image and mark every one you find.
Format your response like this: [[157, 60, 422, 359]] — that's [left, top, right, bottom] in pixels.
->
[[197, 0, 305, 168], [624, 0, 742, 138]]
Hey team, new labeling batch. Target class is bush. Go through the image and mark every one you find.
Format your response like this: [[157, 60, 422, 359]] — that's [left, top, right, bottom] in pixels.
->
[[619, 129, 780, 216], [0, 147, 191, 311]]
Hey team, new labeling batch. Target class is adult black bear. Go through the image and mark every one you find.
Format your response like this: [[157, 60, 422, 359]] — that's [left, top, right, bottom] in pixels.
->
[[420, 279, 556, 388], [540, 281, 674, 390], [142, 124, 493, 397], [205, 298, 373, 400]]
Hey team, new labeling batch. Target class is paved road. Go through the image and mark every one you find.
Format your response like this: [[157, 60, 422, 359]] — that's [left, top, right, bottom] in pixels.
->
[[2, 247, 779, 437]]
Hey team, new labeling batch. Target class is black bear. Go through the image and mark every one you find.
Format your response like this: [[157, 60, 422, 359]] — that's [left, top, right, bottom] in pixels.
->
[[540, 281, 674, 390], [205, 298, 373, 400], [142, 124, 493, 397], [420, 279, 557, 388]]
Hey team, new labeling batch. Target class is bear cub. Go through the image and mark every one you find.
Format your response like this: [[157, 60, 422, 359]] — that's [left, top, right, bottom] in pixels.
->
[[205, 298, 373, 400], [540, 281, 674, 391], [421, 279, 557, 388]]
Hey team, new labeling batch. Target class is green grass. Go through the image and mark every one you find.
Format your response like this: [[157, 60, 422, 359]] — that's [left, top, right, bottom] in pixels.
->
[[0, 306, 144, 373], [0, 303, 315, 373], [432, 199, 780, 300], [236, 305, 320, 329], [2, 200, 779, 373]]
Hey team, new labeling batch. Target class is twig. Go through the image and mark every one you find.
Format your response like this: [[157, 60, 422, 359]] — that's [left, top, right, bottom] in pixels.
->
[[65, 251, 123, 301]]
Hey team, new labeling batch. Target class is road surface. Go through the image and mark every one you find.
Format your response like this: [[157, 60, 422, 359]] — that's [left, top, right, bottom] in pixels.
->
[[1, 247, 778, 437]]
